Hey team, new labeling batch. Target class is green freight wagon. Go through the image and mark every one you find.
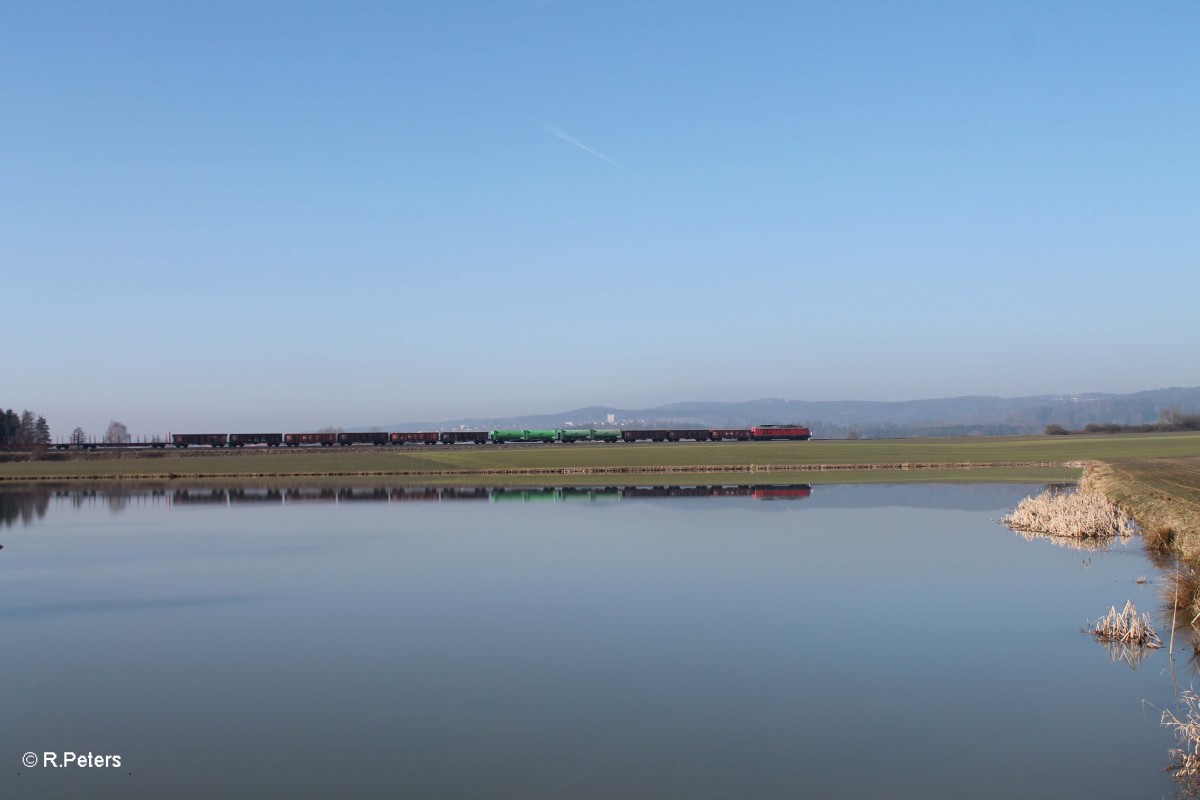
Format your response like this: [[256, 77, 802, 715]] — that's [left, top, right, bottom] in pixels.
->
[[559, 429, 622, 443], [490, 429, 559, 444]]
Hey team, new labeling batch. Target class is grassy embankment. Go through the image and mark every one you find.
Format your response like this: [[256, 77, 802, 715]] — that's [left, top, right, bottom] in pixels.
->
[[1084, 457, 1200, 556], [2, 431, 1198, 485]]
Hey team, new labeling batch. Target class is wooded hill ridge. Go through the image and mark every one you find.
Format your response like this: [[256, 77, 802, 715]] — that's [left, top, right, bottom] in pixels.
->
[[376, 387, 1200, 439]]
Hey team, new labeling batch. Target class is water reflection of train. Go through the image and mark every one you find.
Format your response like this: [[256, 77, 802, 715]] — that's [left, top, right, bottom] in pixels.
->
[[167, 484, 813, 506]]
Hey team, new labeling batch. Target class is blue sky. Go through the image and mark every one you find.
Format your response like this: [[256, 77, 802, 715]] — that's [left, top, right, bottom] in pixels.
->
[[3, 1, 1197, 434]]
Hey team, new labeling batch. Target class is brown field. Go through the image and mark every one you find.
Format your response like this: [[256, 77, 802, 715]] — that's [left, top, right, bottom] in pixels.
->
[[1085, 457, 1200, 555]]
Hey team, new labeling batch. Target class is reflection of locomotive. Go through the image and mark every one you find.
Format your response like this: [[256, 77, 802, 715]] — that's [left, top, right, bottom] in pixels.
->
[[162, 424, 812, 448]]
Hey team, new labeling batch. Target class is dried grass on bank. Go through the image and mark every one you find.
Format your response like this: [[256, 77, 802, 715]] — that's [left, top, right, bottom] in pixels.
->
[[1165, 568, 1200, 624], [1163, 690, 1200, 786], [1002, 487, 1137, 540]]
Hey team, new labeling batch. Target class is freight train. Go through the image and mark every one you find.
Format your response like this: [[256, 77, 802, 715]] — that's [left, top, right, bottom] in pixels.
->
[[56, 424, 812, 449]]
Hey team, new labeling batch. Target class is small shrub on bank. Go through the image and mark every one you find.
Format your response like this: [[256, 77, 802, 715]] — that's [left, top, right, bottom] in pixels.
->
[[1146, 525, 1177, 555], [1164, 567, 1200, 623]]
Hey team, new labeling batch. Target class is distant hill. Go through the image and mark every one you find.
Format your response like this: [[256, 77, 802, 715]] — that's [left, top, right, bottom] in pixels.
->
[[368, 386, 1200, 439]]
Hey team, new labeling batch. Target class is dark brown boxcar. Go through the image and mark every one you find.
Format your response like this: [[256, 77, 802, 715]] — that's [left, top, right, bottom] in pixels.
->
[[338, 432, 390, 446], [621, 429, 672, 442], [390, 431, 441, 446], [229, 433, 283, 447], [284, 432, 338, 447], [172, 433, 228, 448], [710, 429, 752, 441], [440, 431, 489, 445], [666, 429, 713, 441]]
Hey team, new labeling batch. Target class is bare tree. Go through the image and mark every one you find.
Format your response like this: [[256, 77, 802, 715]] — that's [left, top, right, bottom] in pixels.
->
[[70, 427, 87, 446], [104, 421, 130, 444], [18, 410, 35, 445]]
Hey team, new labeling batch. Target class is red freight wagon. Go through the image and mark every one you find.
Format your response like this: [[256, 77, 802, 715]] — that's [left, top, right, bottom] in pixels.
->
[[710, 429, 752, 441], [440, 431, 489, 445], [172, 433, 228, 448], [229, 433, 283, 447], [751, 424, 812, 441], [338, 432, 389, 446], [284, 432, 338, 447], [390, 431, 440, 446]]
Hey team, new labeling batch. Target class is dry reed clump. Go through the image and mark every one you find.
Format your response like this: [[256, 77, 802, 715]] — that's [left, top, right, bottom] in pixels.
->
[[1090, 600, 1163, 649], [1001, 488, 1137, 540], [1163, 691, 1200, 786]]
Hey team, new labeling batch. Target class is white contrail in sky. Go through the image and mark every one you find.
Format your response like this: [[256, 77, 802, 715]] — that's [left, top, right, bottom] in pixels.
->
[[539, 122, 623, 168]]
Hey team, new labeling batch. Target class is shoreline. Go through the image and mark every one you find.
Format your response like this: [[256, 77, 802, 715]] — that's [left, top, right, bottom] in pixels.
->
[[2, 433, 1196, 489], [0, 460, 1083, 484]]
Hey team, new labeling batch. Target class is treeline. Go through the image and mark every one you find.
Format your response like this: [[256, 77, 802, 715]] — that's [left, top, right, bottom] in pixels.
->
[[1045, 408, 1200, 436], [0, 408, 51, 448]]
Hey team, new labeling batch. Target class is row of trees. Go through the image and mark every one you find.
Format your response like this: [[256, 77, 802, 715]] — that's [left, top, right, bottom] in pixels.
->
[[1, 409, 51, 448], [1, 410, 136, 449], [67, 421, 130, 446], [1045, 408, 1200, 436]]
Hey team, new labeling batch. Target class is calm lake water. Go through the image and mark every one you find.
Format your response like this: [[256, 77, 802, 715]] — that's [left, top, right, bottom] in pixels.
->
[[0, 483, 1189, 799]]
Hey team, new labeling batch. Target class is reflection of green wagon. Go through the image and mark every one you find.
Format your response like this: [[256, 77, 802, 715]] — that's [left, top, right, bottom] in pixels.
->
[[559, 488, 621, 502], [491, 489, 558, 503], [490, 429, 558, 444]]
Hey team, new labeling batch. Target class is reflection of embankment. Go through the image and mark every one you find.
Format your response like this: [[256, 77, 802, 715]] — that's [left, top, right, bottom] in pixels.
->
[[22, 484, 816, 510], [181, 484, 815, 505]]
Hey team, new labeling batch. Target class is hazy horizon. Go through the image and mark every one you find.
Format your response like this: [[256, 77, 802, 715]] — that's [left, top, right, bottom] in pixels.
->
[[16, 385, 1200, 440]]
